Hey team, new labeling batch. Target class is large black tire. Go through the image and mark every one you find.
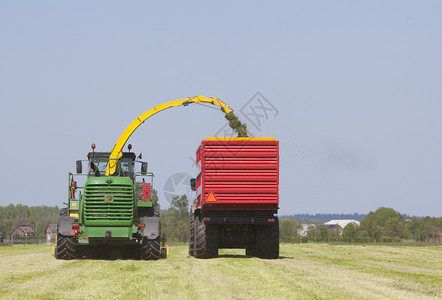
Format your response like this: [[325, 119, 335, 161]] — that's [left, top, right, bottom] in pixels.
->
[[194, 215, 218, 259], [139, 207, 161, 260], [189, 214, 195, 256], [255, 222, 279, 259], [55, 234, 78, 260], [140, 237, 161, 260], [246, 245, 256, 257]]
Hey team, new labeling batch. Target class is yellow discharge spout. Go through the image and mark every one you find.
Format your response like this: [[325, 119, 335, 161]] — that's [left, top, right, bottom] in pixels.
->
[[105, 96, 233, 176]]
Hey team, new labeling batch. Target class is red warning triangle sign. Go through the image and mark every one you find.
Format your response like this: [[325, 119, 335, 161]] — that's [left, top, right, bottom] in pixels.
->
[[206, 192, 218, 203]]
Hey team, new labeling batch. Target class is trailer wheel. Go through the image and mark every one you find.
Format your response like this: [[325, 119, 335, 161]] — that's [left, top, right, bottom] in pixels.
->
[[140, 237, 161, 260], [256, 221, 279, 259], [55, 234, 77, 260], [189, 214, 195, 256], [194, 215, 218, 259], [246, 246, 256, 257]]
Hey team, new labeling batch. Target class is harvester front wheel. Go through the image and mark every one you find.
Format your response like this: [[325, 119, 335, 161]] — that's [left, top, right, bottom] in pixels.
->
[[140, 237, 161, 260], [55, 234, 77, 260]]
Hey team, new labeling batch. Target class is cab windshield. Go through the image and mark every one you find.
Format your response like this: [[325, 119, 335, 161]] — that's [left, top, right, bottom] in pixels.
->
[[90, 158, 109, 173], [119, 158, 134, 177], [89, 157, 133, 177]]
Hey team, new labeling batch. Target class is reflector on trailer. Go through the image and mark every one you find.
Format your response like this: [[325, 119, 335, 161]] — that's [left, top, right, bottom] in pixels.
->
[[203, 217, 211, 222], [206, 192, 218, 203], [267, 218, 276, 223]]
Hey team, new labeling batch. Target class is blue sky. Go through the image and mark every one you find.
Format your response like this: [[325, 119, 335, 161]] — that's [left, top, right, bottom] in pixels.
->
[[1, 1, 441, 216]]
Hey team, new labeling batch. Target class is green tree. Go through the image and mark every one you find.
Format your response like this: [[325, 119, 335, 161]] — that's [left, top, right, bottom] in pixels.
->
[[360, 207, 405, 240], [383, 218, 405, 240], [343, 223, 359, 242], [0, 204, 59, 239], [306, 223, 319, 241], [151, 188, 159, 208], [160, 195, 189, 243], [406, 217, 442, 242], [405, 217, 421, 241], [419, 217, 439, 242], [280, 219, 302, 242], [319, 225, 329, 242]]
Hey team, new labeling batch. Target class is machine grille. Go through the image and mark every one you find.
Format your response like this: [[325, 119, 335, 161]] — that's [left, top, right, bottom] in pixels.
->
[[84, 184, 134, 224]]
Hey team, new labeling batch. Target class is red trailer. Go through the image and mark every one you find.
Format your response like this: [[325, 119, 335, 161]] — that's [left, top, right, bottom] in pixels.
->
[[189, 137, 279, 259]]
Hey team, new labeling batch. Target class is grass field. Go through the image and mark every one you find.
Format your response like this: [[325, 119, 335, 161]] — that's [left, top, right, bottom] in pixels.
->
[[0, 243, 441, 299]]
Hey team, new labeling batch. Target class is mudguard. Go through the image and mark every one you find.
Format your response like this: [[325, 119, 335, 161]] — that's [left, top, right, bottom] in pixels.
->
[[58, 216, 76, 236], [140, 216, 160, 240]]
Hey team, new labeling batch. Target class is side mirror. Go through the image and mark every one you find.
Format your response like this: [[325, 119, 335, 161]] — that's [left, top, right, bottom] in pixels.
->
[[76, 160, 82, 174], [190, 178, 196, 191], [141, 162, 148, 174]]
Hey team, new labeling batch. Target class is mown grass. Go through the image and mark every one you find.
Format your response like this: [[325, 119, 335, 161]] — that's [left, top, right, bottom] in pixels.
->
[[0, 243, 440, 299]]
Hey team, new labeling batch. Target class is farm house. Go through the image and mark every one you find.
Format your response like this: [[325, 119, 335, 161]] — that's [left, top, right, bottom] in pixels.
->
[[45, 224, 57, 243], [9, 219, 37, 242]]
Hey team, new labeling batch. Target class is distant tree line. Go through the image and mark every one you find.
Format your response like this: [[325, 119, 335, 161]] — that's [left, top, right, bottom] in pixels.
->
[[280, 207, 441, 243], [0, 204, 59, 238], [0, 193, 191, 243], [282, 212, 420, 224], [359, 207, 441, 242], [160, 195, 190, 243], [2, 203, 440, 244], [282, 213, 367, 223]]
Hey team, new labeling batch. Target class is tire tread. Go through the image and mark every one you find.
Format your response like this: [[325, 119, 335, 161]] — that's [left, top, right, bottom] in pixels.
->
[[194, 216, 218, 259], [55, 234, 77, 260]]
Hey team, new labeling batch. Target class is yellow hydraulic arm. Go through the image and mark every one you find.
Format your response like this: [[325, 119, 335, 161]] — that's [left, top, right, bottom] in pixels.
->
[[105, 96, 233, 176]]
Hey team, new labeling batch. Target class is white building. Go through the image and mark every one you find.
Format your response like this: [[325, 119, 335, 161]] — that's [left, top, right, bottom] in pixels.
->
[[323, 219, 360, 236], [299, 224, 311, 237]]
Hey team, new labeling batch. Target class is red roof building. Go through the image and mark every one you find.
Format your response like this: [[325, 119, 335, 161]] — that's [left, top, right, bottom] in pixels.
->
[[45, 224, 57, 242], [9, 219, 37, 241]]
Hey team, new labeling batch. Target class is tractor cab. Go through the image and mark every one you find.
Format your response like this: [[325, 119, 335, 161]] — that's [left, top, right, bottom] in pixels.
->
[[86, 152, 136, 179], [75, 144, 148, 181]]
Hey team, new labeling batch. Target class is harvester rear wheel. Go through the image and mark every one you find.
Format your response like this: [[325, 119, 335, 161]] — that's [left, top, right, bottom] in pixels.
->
[[140, 237, 161, 260], [55, 234, 77, 260], [189, 214, 195, 256], [255, 221, 279, 259], [194, 215, 218, 259]]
